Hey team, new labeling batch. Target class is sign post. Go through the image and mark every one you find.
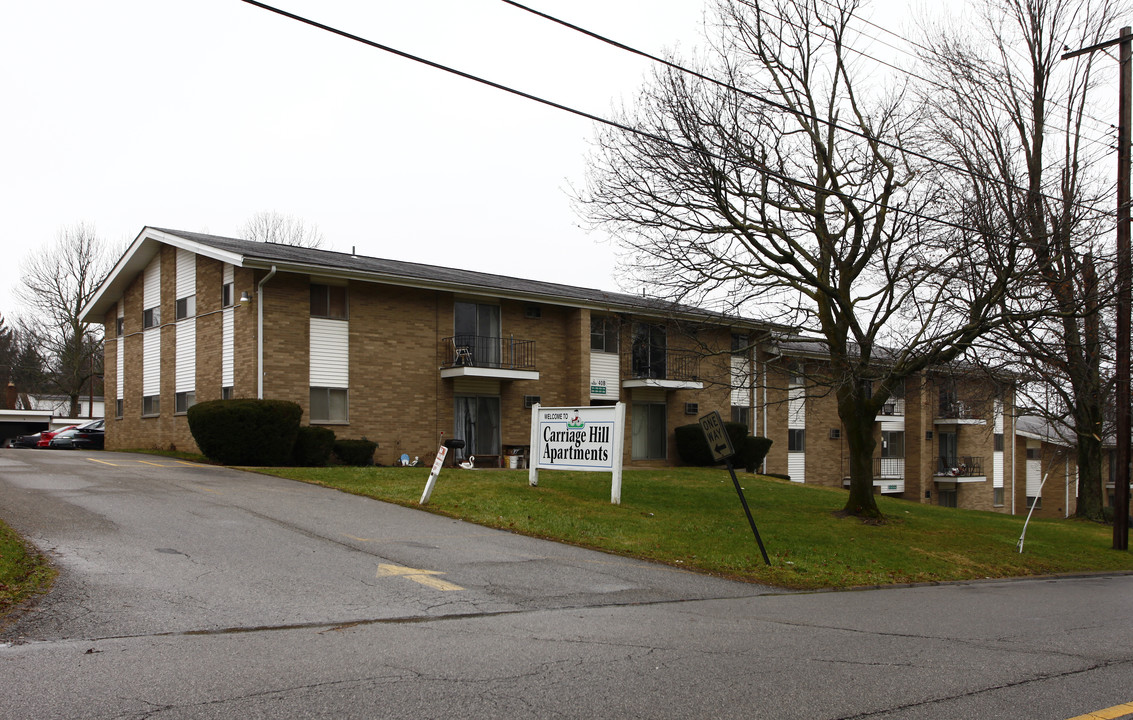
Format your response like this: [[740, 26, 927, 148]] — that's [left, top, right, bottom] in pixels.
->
[[418, 445, 449, 505], [529, 403, 626, 504], [700, 411, 770, 565]]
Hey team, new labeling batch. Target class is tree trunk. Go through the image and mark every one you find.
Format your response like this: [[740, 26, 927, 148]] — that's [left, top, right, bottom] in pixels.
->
[[839, 392, 882, 518]]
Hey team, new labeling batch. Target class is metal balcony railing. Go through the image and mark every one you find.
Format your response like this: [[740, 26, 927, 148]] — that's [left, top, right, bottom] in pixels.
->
[[874, 457, 905, 478], [442, 335, 536, 370], [935, 456, 984, 477], [937, 400, 984, 420], [628, 348, 701, 382]]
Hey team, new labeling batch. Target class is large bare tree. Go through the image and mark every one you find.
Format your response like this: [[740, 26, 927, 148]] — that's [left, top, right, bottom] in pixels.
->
[[919, 0, 1123, 520], [581, 0, 1038, 518], [241, 211, 325, 249], [18, 223, 112, 417]]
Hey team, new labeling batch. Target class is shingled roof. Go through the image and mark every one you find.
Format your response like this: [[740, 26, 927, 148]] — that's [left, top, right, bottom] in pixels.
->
[[81, 227, 771, 331]]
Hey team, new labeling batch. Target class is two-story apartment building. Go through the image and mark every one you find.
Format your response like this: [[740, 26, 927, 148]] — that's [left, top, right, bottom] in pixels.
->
[[79, 227, 773, 467]]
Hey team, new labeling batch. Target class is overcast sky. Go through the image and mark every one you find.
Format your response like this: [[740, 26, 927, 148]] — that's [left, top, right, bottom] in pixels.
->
[[3, 0, 936, 321]]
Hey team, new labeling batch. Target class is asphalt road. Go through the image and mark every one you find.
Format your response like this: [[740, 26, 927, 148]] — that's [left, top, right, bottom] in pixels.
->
[[1, 449, 1130, 719]]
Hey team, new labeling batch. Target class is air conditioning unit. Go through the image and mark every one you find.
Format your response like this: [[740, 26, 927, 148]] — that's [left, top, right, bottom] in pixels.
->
[[685, 402, 699, 415], [829, 428, 841, 439], [524, 395, 541, 409]]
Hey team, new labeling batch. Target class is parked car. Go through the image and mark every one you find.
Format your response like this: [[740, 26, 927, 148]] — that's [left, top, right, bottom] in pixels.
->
[[51, 420, 104, 450], [11, 432, 43, 448], [37, 425, 77, 448]]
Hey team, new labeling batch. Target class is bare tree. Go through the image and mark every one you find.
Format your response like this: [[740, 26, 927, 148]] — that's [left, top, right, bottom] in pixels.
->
[[17, 223, 112, 417], [580, 0, 1038, 518], [241, 211, 325, 249], [919, 0, 1123, 520]]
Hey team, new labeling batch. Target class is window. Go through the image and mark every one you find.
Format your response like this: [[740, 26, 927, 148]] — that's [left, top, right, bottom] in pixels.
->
[[310, 284, 347, 319], [525, 305, 542, 319], [142, 395, 160, 416], [455, 301, 501, 366], [222, 282, 234, 308], [175, 391, 196, 414], [994, 487, 1005, 506], [590, 316, 619, 352], [175, 295, 196, 320], [631, 323, 666, 379], [115, 398, 123, 419], [881, 430, 904, 458], [222, 386, 234, 400], [788, 362, 805, 386], [143, 307, 160, 329], [310, 387, 348, 423], [632, 402, 667, 460], [788, 429, 806, 452], [1026, 447, 1041, 460], [731, 405, 751, 428], [731, 333, 749, 354], [1026, 495, 1042, 509], [994, 433, 1004, 452], [116, 316, 124, 336], [938, 490, 958, 508], [454, 395, 501, 458]]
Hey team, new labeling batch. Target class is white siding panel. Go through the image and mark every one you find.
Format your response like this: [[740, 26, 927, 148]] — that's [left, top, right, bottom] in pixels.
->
[[176, 319, 195, 393], [879, 419, 905, 432], [176, 248, 195, 299], [222, 307, 234, 388], [731, 356, 751, 406], [310, 318, 349, 387], [788, 386, 805, 429], [143, 256, 160, 309], [1026, 440, 1042, 496], [993, 451, 1004, 489], [994, 399, 1004, 433], [788, 453, 805, 483], [143, 330, 160, 396], [589, 352, 620, 400], [116, 301, 124, 401]]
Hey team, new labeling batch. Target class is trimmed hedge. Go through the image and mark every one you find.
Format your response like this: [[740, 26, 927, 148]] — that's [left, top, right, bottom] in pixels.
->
[[293, 426, 336, 467], [187, 399, 302, 466], [674, 421, 772, 472], [333, 438, 377, 466]]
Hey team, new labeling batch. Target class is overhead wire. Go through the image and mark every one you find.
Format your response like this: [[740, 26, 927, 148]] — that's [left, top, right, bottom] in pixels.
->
[[236, 0, 1114, 241], [499, 0, 1118, 222]]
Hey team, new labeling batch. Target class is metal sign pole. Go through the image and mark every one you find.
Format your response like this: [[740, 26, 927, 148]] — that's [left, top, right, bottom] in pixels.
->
[[700, 410, 770, 566], [727, 458, 771, 566]]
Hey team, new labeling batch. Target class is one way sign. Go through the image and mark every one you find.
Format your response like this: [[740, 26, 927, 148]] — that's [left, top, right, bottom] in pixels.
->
[[699, 410, 735, 462]]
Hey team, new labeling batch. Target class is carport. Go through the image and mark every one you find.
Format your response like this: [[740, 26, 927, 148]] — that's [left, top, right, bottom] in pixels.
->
[[0, 409, 54, 445]]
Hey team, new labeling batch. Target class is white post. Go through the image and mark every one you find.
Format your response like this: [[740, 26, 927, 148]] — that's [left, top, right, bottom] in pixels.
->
[[611, 401, 626, 504], [419, 446, 449, 505], [528, 403, 540, 487]]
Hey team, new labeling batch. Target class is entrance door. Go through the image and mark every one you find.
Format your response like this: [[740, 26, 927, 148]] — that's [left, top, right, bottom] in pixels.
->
[[454, 396, 500, 459], [455, 302, 501, 367]]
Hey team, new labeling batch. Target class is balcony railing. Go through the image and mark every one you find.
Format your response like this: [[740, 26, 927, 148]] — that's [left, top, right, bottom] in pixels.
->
[[628, 348, 701, 382], [937, 400, 984, 420], [874, 457, 905, 478], [442, 335, 536, 370], [935, 456, 984, 477], [878, 398, 906, 416]]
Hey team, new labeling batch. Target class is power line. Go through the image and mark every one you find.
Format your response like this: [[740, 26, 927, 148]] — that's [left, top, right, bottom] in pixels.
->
[[501, 0, 1117, 222], [235, 0, 1109, 243]]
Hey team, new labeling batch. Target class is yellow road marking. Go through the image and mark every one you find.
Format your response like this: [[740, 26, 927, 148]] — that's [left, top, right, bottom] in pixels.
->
[[376, 563, 463, 591], [86, 458, 120, 466], [137, 460, 170, 467], [1067, 702, 1133, 719], [175, 461, 202, 467]]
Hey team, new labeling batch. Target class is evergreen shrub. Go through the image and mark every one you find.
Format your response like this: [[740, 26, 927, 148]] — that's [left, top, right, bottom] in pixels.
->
[[293, 426, 336, 467], [187, 399, 302, 466], [675, 421, 771, 471], [333, 438, 377, 466]]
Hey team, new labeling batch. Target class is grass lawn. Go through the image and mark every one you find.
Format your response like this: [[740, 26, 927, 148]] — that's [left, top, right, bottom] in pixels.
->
[[256, 465, 1133, 590], [0, 518, 54, 622]]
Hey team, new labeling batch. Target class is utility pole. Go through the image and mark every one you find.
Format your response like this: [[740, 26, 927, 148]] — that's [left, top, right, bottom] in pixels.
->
[[1064, 27, 1131, 551]]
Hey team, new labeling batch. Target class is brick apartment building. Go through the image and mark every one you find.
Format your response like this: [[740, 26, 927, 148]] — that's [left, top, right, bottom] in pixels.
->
[[80, 227, 773, 469], [81, 227, 1109, 516]]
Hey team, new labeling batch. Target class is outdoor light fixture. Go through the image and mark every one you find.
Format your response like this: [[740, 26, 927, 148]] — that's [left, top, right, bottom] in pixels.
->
[[239, 291, 252, 303]]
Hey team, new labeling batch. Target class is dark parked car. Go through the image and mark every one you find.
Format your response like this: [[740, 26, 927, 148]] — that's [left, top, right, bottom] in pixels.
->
[[50, 420, 104, 450], [11, 432, 43, 448]]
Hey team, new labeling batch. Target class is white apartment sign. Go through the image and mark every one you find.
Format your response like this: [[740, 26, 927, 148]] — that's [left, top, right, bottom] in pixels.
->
[[528, 403, 626, 504]]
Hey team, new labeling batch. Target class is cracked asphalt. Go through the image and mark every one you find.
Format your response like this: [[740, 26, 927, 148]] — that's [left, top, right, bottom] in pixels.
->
[[1, 449, 1130, 719]]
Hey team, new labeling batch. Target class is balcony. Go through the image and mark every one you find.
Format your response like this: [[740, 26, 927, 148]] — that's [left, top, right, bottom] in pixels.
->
[[934, 455, 985, 481], [874, 456, 905, 478], [622, 348, 703, 390], [877, 398, 905, 417], [935, 400, 986, 424], [440, 335, 539, 381]]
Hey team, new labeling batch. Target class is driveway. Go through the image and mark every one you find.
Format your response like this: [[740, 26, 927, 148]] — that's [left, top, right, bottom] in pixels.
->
[[1, 449, 1131, 719]]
